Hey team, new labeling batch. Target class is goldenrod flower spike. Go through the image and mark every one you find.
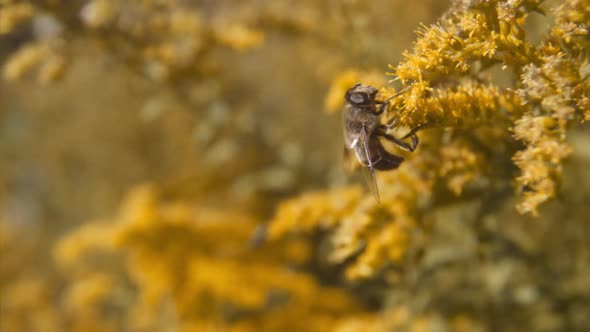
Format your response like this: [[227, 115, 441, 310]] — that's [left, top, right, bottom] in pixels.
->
[[269, 0, 589, 285]]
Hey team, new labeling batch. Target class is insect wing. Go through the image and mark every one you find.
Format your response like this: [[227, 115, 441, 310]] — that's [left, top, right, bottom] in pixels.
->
[[342, 146, 357, 174], [359, 126, 380, 202], [342, 110, 357, 173], [361, 164, 380, 202]]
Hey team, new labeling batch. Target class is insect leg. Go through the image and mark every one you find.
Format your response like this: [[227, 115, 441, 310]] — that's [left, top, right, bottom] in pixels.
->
[[382, 133, 417, 152], [374, 101, 388, 115], [375, 88, 409, 115], [378, 126, 418, 152], [399, 122, 429, 140], [384, 121, 430, 151]]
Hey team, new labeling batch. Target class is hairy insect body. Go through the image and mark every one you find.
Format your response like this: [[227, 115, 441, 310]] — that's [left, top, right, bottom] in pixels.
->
[[344, 108, 402, 170], [343, 83, 421, 201]]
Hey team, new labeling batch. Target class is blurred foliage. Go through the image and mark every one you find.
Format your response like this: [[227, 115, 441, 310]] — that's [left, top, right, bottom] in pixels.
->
[[1, 0, 590, 331]]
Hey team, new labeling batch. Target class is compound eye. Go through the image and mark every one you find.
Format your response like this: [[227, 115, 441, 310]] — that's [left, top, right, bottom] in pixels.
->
[[350, 92, 367, 104]]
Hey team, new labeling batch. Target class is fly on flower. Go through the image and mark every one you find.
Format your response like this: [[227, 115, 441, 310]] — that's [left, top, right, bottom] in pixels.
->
[[342, 83, 423, 202]]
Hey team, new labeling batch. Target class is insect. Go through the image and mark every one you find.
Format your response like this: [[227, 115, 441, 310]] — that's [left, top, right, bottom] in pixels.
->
[[343, 83, 423, 202]]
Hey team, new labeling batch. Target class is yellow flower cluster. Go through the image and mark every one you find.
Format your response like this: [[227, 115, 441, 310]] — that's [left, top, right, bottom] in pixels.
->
[[386, 0, 543, 128], [2, 42, 66, 84], [438, 138, 487, 195], [512, 0, 589, 214], [385, 0, 588, 214], [1, 0, 266, 83], [213, 24, 265, 52], [393, 0, 542, 83], [2, 0, 590, 331], [270, 149, 438, 280], [512, 116, 573, 215], [0, 2, 34, 34], [268, 0, 589, 288], [53, 184, 368, 331], [382, 79, 520, 128]]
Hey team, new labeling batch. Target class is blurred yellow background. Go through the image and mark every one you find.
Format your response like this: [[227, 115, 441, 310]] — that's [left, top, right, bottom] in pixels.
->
[[1, 1, 590, 331]]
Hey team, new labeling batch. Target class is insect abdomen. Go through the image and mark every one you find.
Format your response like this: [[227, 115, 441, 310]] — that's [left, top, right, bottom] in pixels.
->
[[354, 139, 404, 171], [373, 145, 404, 170]]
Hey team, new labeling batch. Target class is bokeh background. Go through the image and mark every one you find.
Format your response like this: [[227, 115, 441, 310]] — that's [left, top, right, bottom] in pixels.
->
[[1, 0, 590, 331]]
